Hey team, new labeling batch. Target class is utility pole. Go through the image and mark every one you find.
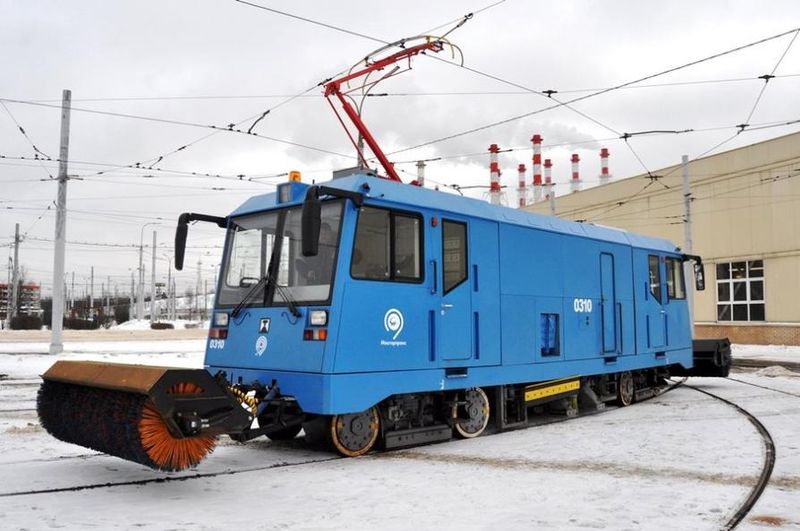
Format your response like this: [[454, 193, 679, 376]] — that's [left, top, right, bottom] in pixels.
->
[[9, 223, 20, 325], [50, 89, 71, 355], [137, 246, 144, 320], [89, 266, 94, 318], [4, 255, 10, 329], [150, 231, 157, 323], [137, 222, 158, 320], [106, 275, 111, 322], [682, 154, 695, 328], [203, 279, 208, 321], [195, 256, 202, 320], [165, 255, 172, 322]]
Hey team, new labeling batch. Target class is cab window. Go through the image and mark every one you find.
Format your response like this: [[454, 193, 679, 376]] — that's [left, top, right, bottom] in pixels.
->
[[442, 220, 467, 294], [666, 257, 686, 300], [351, 206, 423, 282], [648, 255, 662, 303]]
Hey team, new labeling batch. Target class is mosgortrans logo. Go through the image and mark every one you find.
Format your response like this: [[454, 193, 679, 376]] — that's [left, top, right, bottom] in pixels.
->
[[381, 308, 407, 347]]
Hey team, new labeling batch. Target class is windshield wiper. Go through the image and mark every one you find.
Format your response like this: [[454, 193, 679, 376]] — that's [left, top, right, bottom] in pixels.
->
[[231, 275, 268, 318], [272, 279, 301, 318], [230, 271, 301, 319]]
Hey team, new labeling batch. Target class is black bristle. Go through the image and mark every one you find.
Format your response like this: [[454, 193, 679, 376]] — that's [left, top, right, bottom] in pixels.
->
[[37, 380, 158, 469]]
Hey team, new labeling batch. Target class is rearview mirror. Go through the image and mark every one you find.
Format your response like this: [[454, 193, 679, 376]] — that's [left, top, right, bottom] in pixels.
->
[[175, 214, 189, 271], [302, 188, 321, 257], [694, 262, 705, 291]]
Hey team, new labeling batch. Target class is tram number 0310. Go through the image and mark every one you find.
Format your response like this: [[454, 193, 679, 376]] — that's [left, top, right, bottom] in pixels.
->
[[573, 298, 593, 313]]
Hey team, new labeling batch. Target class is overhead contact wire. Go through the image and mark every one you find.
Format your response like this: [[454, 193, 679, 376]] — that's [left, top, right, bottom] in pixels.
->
[[388, 26, 800, 156]]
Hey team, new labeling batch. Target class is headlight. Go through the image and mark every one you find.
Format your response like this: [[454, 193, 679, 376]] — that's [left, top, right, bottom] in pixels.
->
[[309, 310, 328, 326], [214, 312, 229, 327]]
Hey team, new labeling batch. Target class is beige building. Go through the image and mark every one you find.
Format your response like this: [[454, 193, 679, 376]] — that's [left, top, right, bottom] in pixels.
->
[[527, 131, 800, 345]]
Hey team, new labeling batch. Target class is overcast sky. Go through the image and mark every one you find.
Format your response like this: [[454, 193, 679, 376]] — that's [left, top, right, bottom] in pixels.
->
[[2, 0, 800, 298]]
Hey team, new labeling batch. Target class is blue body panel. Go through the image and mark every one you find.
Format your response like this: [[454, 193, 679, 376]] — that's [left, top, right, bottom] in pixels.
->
[[207, 175, 693, 415]]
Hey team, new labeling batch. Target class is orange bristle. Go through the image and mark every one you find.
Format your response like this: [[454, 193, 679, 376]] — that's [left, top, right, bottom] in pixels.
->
[[137, 382, 217, 471]]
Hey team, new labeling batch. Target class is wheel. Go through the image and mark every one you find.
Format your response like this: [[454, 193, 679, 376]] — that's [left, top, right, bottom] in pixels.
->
[[453, 387, 490, 439], [266, 424, 302, 441], [329, 406, 381, 457], [616, 371, 635, 407]]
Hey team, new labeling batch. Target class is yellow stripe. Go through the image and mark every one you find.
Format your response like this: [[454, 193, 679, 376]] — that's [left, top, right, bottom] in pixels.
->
[[524, 379, 580, 402]]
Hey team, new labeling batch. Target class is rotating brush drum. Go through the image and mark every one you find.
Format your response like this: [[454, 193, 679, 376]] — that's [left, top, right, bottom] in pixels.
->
[[37, 361, 253, 471]]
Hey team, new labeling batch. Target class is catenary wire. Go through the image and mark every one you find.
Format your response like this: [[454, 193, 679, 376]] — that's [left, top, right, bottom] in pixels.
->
[[386, 26, 800, 156], [19, 73, 800, 103]]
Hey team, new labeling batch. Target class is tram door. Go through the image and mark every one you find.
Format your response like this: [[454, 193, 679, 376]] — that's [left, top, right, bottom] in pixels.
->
[[646, 254, 666, 348], [437, 218, 472, 361], [600, 253, 617, 353]]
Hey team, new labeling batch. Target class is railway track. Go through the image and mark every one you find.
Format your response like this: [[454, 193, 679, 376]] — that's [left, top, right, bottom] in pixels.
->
[[0, 378, 683, 498], [0, 376, 778, 530], [684, 382, 776, 531]]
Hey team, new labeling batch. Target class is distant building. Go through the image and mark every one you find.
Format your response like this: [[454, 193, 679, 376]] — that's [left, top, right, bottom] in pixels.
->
[[526, 131, 800, 345], [0, 283, 8, 322], [1, 282, 43, 321]]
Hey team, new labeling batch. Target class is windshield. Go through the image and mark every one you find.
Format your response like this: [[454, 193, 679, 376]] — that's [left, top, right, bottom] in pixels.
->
[[217, 201, 343, 308]]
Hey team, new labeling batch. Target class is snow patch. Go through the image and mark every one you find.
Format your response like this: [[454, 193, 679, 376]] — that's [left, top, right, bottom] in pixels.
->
[[754, 365, 800, 378]]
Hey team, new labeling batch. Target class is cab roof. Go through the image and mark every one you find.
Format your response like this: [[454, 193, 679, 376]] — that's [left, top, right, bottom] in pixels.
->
[[231, 173, 680, 255]]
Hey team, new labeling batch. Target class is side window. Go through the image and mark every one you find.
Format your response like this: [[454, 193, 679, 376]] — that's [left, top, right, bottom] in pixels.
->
[[666, 257, 686, 300], [394, 215, 422, 280], [442, 220, 467, 293], [351, 206, 422, 282], [648, 255, 662, 303]]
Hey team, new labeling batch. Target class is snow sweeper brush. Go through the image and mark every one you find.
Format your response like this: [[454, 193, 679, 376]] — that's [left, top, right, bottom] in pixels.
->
[[37, 360, 253, 471]]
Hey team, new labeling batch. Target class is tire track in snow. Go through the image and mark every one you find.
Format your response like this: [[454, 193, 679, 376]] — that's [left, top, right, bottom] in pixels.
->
[[0, 455, 341, 498], [383, 451, 771, 489]]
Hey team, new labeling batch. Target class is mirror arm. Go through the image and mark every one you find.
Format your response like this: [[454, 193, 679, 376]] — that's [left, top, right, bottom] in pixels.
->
[[681, 253, 703, 265], [178, 212, 227, 228], [175, 212, 227, 271], [307, 185, 364, 207]]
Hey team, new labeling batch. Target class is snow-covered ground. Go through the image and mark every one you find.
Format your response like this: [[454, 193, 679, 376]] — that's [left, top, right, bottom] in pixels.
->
[[0, 338, 798, 530], [733, 343, 800, 365], [112, 318, 209, 331]]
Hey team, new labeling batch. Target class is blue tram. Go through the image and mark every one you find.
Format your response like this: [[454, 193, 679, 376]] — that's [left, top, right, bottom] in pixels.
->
[[195, 172, 710, 454], [38, 171, 727, 469]]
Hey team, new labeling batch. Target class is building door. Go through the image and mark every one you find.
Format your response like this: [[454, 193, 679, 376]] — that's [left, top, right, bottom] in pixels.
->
[[600, 253, 617, 353], [438, 219, 472, 361]]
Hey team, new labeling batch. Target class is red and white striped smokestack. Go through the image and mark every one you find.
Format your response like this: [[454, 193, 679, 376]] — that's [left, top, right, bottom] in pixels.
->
[[489, 144, 501, 205], [570, 153, 581, 193], [531, 134, 543, 203], [544, 158, 555, 215], [544, 158, 553, 196], [599, 147, 611, 184], [517, 163, 528, 208]]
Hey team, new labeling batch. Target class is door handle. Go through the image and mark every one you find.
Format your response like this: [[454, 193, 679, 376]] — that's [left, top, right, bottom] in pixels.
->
[[430, 260, 438, 294], [441, 304, 454, 309]]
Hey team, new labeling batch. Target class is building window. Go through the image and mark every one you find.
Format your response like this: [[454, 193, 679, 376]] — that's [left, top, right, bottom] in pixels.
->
[[716, 260, 764, 322]]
